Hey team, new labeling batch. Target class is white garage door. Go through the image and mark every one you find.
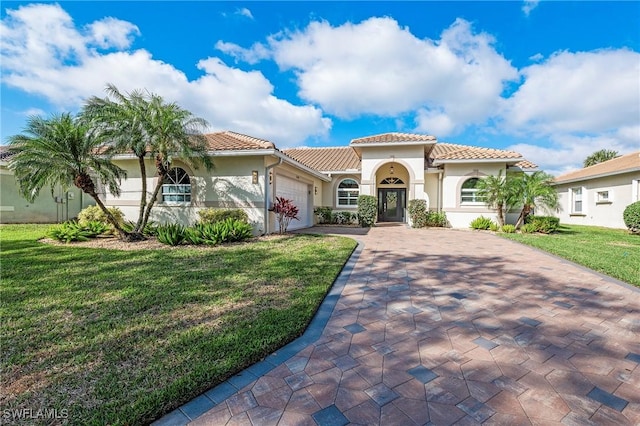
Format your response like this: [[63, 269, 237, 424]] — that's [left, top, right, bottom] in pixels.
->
[[275, 175, 310, 230]]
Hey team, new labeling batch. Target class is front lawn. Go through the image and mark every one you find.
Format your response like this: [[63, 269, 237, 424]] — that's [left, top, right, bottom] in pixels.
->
[[499, 224, 639, 287], [0, 224, 357, 425]]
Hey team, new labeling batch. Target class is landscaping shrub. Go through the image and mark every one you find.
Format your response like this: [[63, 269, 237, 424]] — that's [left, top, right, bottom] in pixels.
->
[[81, 221, 111, 237], [525, 215, 560, 234], [426, 211, 448, 228], [489, 222, 500, 232], [156, 223, 187, 246], [623, 201, 640, 234], [47, 221, 92, 243], [501, 224, 516, 233], [78, 205, 125, 226], [520, 223, 538, 234], [314, 207, 333, 224], [198, 208, 249, 224], [333, 211, 355, 225], [408, 199, 428, 228], [357, 195, 377, 227], [270, 197, 299, 234], [470, 216, 494, 230], [122, 220, 158, 237]]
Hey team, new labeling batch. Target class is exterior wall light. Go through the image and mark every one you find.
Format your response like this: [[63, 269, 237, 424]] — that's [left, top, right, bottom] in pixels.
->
[[252, 170, 259, 184]]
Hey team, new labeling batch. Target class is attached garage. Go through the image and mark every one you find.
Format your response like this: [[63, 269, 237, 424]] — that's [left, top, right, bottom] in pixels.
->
[[275, 174, 311, 230]]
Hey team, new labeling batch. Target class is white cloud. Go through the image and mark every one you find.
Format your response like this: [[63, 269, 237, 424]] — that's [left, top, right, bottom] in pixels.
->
[[22, 107, 47, 117], [86, 17, 140, 49], [244, 17, 518, 137], [0, 3, 330, 146], [235, 8, 254, 20], [215, 40, 270, 64], [522, 0, 540, 16]]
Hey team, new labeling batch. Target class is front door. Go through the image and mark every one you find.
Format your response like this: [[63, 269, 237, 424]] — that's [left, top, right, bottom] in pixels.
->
[[378, 188, 406, 222]]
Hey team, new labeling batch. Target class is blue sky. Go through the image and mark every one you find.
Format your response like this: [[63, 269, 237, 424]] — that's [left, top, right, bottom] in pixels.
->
[[1, 1, 639, 175]]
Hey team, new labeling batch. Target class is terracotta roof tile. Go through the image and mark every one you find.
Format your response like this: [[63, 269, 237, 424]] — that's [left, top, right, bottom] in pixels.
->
[[554, 151, 640, 183], [514, 160, 538, 169], [204, 131, 276, 151], [431, 143, 523, 161], [351, 132, 436, 145], [283, 146, 360, 172]]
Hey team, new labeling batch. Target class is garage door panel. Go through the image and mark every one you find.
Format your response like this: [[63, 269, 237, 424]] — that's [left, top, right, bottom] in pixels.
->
[[275, 175, 310, 230]]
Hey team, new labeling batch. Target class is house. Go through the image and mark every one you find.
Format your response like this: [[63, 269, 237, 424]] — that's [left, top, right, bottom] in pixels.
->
[[0, 147, 93, 223], [552, 151, 640, 229], [105, 131, 537, 232]]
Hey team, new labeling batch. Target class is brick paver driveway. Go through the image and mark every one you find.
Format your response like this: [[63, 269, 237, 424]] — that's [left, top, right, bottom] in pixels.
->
[[157, 225, 640, 425]]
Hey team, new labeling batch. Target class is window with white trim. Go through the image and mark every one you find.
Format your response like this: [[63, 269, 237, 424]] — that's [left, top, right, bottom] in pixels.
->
[[597, 191, 610, 202], [337, 178, 359, 207], [460, 178, 482, 203], [571, 187, 582, 213], [162, 167, 191, 203]]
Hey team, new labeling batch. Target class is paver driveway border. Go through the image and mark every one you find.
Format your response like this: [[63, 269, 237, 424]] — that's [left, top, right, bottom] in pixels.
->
[[153, 225, 640, 425]]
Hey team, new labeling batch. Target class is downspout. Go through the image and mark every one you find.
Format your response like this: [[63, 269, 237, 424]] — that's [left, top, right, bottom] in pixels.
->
[[437, 171, 443, 213], [263, 157, 283, 235]]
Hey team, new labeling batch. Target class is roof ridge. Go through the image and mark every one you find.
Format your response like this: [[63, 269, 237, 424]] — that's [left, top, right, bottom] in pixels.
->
[[221, 131, 276, 149]]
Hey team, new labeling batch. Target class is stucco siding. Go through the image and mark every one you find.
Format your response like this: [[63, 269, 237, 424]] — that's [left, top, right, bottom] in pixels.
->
[[555, 172, 638, 229]]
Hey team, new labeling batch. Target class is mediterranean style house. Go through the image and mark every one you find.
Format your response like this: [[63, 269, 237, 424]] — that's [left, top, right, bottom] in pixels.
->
[[105, 131, 536, 232], [553, 151, 640, 229]]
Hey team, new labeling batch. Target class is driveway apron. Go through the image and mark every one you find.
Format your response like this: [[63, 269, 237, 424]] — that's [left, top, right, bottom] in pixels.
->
[[155, 225, 640, 425]]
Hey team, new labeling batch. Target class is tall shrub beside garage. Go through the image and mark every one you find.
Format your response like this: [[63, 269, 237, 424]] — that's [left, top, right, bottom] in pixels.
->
[[623, 201, 640, 234], [357, 195, 377, 227]]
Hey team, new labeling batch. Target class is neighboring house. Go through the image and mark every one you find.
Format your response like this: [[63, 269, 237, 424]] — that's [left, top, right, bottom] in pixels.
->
[[106, 131, 537, 231], [553, 151, 640, 229], [0, 147, 93, 224]]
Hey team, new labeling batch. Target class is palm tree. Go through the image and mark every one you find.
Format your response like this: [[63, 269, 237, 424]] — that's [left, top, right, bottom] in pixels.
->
[[583, 149, 619, 167], [512, 171, 559, 229], [83, 84, 212, 233], [6, 113, 130, 239], [141, 94, 213, 228], [476, 170, 515, 226]]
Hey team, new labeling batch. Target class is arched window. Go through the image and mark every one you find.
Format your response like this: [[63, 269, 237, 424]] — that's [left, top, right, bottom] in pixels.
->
[[162, 167, 191, 203], [461, 178, 482, 203], [337, 178, 359, 207], [380, 177, 405, 185]]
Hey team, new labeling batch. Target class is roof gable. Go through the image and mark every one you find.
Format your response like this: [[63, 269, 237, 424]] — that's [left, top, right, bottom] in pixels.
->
[[351, 132, 436, 145], [554, 151, 640, 183]]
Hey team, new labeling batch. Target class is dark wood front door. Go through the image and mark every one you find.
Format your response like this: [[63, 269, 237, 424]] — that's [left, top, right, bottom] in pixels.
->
[[378, 188, 406, 222]]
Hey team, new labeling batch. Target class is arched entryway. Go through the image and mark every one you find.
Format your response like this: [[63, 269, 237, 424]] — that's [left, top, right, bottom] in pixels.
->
[[376, 162, 409, 222]]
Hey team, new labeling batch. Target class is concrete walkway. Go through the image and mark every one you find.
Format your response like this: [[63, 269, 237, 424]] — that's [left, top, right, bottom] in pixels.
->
[[155, 225, 640, 425]]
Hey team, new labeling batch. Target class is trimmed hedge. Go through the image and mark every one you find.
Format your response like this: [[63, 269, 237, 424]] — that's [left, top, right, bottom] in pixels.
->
[[78, 205, 125, 226], [525, 215, 560, 234], [197, 208, 249, 224], [623, 201, 640, 234], [357, 195, 377, 227]]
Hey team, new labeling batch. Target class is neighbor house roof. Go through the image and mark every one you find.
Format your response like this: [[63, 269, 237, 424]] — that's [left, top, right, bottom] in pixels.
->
[[351, 132, 436, 145], [554, 151, 640, 184], [0, 146, 13, 161], [283, 147, 361, 173], [204, 131, 276, 151]]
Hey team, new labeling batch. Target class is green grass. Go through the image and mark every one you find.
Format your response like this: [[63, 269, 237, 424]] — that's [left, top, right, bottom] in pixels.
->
[[499, 224, 640, 287], [0, 224, 357, 425]]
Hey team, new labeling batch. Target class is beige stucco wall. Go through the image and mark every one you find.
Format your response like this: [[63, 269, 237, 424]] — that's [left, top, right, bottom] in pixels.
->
[[0, 164, 92, 223], [554, 172, 639, 229], [440, 163, 509, 228]]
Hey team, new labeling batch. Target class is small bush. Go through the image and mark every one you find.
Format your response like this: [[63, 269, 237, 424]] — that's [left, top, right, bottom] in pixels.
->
[[78, 205, 125, 226], [122, 220, 158, 237], [357, 195, 377, 227], [489, 222, 500, 232], [501, 224, 516, 233], [623, 201, 640, 234], [408, 199, 428, 228], [333, 211, 355, 225], [81, 221, 111, 237], [470, 216, 494, 230], [197, 208, 249, 225], [520, 223, 538, 234], [314, 207, 333, 224], [156, 223, 187, 246], [525, 215, 560, 234], [426, 211, 448, 228], [270, 197, 299, 234], [48, 221, 92, 243]]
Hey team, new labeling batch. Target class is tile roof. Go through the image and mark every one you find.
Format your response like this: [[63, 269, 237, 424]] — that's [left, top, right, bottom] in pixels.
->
[[283, 146, 360, 172], [351, 132, 436, 145], [204, 131, 276, 151], [554, 151, 640, 183], [0, 146, 12, 161], [431, 143, 523, 161], [513, 160, 538, 169]]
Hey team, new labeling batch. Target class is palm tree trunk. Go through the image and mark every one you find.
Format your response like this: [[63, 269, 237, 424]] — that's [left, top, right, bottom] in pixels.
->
[[497, 202, 505, 227], [141, 157, 168, 229], [515, 205, 531, 229], [135, 155, 147, 233]]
